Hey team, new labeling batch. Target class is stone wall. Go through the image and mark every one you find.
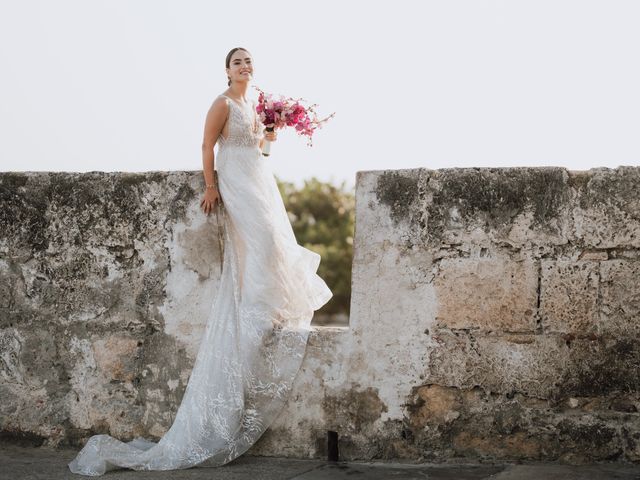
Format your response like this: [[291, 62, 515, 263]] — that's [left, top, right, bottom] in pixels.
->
[[1, 167, 639, 463], [0, 171, 220, 445]]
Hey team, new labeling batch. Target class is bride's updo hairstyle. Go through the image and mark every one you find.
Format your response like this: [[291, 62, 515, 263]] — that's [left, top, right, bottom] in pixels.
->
[[225, 47, 251, 86]]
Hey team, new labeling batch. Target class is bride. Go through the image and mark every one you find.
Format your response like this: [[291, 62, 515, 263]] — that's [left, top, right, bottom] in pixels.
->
[[68, 47, 333, 476]]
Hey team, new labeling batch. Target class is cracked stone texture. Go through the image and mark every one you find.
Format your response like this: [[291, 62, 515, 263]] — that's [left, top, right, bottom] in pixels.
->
[[540, 260, 600, 334], [433, 256, 539, 332], [1, 167, 640, 465]]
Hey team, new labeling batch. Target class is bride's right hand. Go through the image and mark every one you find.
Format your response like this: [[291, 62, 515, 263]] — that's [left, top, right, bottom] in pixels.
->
[[200, 188, 221, 215]]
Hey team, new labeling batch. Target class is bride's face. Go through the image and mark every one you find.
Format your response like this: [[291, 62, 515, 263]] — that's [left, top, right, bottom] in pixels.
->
[[227, 50, 253, 83]]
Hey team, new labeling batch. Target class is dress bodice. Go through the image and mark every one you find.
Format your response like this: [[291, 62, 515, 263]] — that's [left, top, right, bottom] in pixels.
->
[[217, 94, 263, 149]]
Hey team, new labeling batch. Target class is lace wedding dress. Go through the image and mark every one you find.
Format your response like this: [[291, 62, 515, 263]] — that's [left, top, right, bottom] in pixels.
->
[[68, 94, 333, 476]]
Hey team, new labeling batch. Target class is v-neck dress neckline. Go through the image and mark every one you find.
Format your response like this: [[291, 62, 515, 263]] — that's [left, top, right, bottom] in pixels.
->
[[216, 94, 261, 145]]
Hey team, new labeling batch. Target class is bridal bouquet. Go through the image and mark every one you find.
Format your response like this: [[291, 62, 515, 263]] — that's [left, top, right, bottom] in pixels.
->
[[253, 85, 335, 156]]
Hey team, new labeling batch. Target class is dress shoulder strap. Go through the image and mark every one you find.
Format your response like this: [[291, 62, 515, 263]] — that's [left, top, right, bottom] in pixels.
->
[[218, 94, 233, 105]]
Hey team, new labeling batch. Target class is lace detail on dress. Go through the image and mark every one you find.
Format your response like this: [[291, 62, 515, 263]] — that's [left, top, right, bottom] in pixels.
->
[[217, 95, 263, 150]]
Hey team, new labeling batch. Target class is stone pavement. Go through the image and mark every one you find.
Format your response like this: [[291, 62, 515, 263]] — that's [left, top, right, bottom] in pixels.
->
[[1, 445, 639, 479]]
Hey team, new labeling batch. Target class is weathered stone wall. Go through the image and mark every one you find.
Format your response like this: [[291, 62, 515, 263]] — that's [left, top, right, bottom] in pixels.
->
[[0, 171, 223, 445], [1, 167, 639, 464], [256, 166, 640, 464]]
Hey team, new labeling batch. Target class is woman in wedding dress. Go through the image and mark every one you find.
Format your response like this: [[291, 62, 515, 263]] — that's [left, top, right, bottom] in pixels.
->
[[68, 47, 333, 476]]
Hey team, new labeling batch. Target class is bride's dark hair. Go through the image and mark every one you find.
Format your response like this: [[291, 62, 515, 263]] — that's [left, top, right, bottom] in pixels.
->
[[225, 47, 251, 86]]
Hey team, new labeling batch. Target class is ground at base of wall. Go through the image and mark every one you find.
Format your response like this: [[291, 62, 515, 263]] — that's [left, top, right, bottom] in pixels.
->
[[1, 445, 639, 480]]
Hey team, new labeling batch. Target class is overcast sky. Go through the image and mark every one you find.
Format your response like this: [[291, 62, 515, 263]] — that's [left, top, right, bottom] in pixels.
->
[[1, 0, 639, 190]]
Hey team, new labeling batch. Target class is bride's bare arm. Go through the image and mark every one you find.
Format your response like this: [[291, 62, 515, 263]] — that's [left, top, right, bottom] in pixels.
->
[[258, 128, 276, 150], [254, 99, 276, 150], [255, 99, 265, 150], [200, 97, 229, 214]]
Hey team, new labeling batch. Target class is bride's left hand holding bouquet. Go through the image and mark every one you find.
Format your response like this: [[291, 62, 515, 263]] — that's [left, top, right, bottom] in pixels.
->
[[253, 85, 335, 156]]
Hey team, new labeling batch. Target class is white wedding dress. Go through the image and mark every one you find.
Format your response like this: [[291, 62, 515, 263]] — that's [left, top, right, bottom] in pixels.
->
[[68, 94, 333, 476]]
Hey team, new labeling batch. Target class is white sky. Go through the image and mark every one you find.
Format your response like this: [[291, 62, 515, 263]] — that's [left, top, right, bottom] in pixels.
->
[[1, 0, 639, 191]]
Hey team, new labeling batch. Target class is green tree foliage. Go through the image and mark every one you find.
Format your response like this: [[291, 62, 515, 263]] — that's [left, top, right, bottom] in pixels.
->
[[275, 176, 354, 315]]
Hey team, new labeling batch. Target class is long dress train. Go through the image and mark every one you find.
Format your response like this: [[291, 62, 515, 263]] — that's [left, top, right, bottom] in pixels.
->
[[68, 94, 333, 475]]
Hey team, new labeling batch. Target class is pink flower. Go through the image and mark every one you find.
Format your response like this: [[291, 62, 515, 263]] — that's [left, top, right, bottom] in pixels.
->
[[252, 85, 335, 147]]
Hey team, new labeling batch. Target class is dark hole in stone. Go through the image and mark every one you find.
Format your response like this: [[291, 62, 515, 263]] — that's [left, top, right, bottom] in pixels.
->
[[400, 428, 414, 442], [327, 430, 339, 462]]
